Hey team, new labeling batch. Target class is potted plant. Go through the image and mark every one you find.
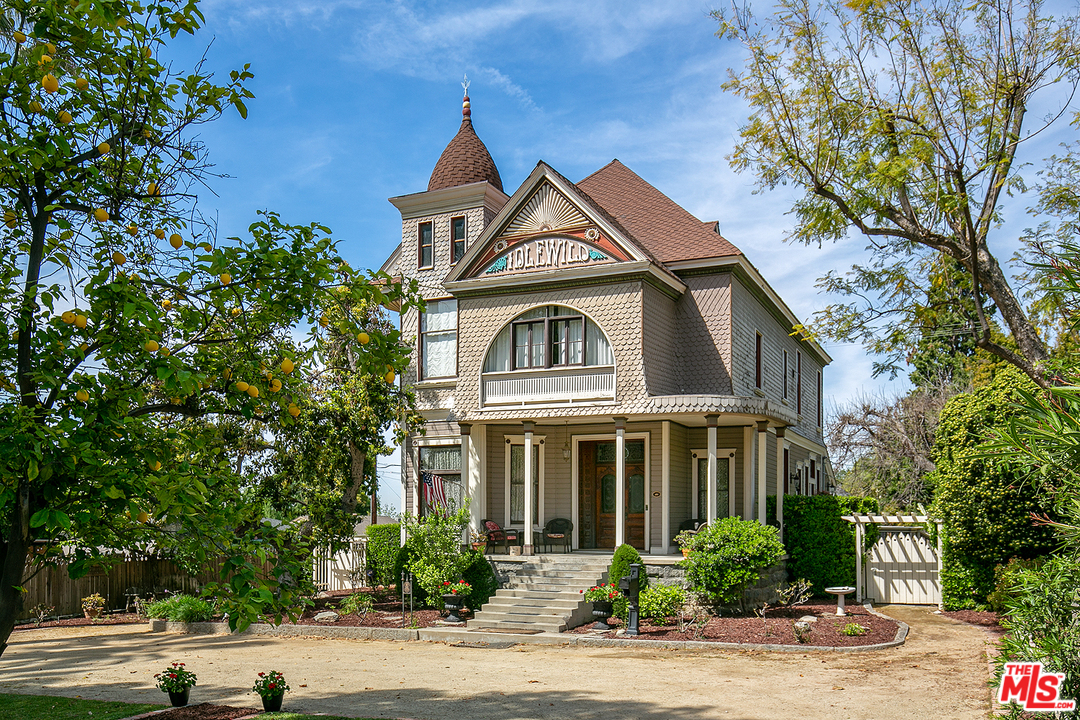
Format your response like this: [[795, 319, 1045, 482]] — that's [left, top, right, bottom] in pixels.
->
[[81, 593, 106, 620], [154, 662, 197, 707], [441, 579, 471, 623], [252, 670, 290, 712], [582, 583, 620, 630], [675, 530, 697, 558], [470, 531, 487, 552]]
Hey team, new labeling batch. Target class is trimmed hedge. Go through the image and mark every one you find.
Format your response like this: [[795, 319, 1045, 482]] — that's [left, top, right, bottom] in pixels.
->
[[681, 516, 785, 608], [608, 544, 647, 621], [366, 523, 401, 587], [782, 495, 879, 594], [460, 550, 499, 609]]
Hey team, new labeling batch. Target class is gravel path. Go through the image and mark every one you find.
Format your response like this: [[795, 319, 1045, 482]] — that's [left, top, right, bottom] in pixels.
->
[[0, 605, 996, 720]]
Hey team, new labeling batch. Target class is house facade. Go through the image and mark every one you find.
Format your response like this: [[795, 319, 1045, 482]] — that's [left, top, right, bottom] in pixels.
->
[[381, 92, 833, 555]]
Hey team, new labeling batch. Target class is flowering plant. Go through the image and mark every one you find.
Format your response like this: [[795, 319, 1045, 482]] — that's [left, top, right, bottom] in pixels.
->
[[582, 583, 620, 602], [252, 670, 290, 698], [441, 579, 471, 597], [154, 662, 197, 693], [470, 530, 487, 543], [81, 593, 105, 614]]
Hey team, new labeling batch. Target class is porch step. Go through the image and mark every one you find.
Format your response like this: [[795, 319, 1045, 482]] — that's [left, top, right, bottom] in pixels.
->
[[470, 556, 610, 633]]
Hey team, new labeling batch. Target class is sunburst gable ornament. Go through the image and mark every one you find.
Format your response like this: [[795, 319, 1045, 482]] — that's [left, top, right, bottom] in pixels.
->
[[502, 184, 589, 237]]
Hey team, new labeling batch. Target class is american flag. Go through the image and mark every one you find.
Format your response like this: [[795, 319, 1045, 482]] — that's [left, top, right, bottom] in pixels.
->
[[422, 473, 447, 509]]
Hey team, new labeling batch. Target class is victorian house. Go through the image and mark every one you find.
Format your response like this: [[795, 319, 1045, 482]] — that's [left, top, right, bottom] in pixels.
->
[[381, 92, 832, 555]]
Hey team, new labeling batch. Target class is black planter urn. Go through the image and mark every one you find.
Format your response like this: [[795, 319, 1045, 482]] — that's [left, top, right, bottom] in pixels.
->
[[168, 688, 190, 707], [591, 600, 614, 630], [262, 693, 284, 712], [443, 593, 465, 623]]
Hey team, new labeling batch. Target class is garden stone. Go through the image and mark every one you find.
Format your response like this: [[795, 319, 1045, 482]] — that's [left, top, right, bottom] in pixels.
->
[[314, 611, 339, 623], [798, 616, 818, 623]]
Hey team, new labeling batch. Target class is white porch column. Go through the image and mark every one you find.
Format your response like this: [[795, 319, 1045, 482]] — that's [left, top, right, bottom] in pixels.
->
[[706, 414, 718, 523], [661, 421, 671, 554], [756, 421, 768, 525], [523, 421, 535, 555], [460, 423, 478, 537], [742, 425, 754, 520], [775, 427, 786, 541], [614, 417, 627, 547], [855, 521, 863, 602]]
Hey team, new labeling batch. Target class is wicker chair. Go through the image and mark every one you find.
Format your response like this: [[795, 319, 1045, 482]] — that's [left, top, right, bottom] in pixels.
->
[[482, 519, 519, 555], [674, 518, 707, 543], [541, 518, 573, 553]]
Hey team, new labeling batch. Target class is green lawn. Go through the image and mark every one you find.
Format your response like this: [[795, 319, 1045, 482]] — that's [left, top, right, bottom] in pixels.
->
[[0, 693, 163, 719], [0, 694, 382, 720]]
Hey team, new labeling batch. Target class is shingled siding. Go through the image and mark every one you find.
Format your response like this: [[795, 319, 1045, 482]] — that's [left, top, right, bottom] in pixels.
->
[[642, 283, 680, 396], [729, 276, 824, 443], [674, 274, 732, 395], [398, 205, 487, 291], [455, 282, 648, 419]]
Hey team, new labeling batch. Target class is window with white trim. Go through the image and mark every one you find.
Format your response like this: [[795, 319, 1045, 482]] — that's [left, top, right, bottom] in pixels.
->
[[420, 298, 457, 379], [691, 449, 734, 519], [484, 305, 611, 373], [418, 445, 462, 515], [504, 436, 544, 527]]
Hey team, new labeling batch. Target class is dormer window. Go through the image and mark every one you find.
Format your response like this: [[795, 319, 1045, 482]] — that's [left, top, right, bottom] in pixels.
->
[[451, 216, 466, 264], [418, 221, 433, 269]]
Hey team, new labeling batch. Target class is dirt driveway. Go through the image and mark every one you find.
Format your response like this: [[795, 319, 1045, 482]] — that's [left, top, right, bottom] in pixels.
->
[[0, 605, 995, 720]]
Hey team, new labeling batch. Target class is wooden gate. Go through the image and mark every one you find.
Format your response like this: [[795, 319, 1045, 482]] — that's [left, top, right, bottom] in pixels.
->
[[867, 527, 941, 605]]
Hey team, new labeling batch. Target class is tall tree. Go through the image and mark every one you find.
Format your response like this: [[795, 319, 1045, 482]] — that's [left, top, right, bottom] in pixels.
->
[[715, 0, 1080, 387], [0, 0, 417, 656]]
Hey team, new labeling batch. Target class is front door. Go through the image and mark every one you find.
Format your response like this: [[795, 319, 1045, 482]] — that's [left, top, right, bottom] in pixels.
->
[[580, 440, 645, 550]]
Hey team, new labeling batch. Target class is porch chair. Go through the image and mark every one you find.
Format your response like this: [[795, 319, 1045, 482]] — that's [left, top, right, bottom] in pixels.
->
[[673, 518, 707, 544], [482, 519, 519, 555], [541, 518, 573, 553]]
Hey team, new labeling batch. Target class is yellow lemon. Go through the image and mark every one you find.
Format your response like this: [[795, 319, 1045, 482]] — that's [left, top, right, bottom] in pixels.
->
[[57, 110, 72, 124], [41, 74, 58, 93], [319, 314, 329, 327], [199, 242, 212, 252], [169, 233, 183, 249], [75, 77, 88, 91], [219, 273, 231, 285], [146, 182, 158, 196], [384, 370, 395, 384], [28, 100, 42, 113], [149, 461, 161, 472], [111, 251, 126, 265], [61, 311, 75, 324], [126, 224, 138, 236], [161, 299, 171, 310], [137, 511, 150, 523], [154, 228, 165, 239], [13, 31, 25, 44], [38, 54, 52, 65], [97, 141, 110, 155], [235, 381, 249, 392], [3, 210, 16, 228], [45, 43, 55, 54], [230, 307, 241, 317], [288, 404, 301, 417], [270, 379, 282, 392], [74, 314, 87, 328], [246, 385, 259, 398], [280, 358, 294, 374], [144, 340, 159, 352], [223, 368, 232, 380], [158, 347, 170, 357], [93, 207, 108, 222], [357, 332, 370, 345], [142, 46, 151, 59], [75, 389, 89, 403]]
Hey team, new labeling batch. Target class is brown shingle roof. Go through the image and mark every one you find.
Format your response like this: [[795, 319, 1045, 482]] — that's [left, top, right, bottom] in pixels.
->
[[428, 118, 503, 193], [577, 160, 741, 263]]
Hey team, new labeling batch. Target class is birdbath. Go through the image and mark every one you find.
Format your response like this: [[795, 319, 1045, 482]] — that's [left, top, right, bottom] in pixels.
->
[[824, 586, 857, 616]]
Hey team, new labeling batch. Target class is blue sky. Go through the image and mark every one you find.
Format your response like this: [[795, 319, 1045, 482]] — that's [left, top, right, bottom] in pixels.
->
[[162, 0, 1070, 512]]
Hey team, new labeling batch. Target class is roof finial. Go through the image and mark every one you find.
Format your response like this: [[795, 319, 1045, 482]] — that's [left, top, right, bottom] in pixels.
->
[[461, 74, 471, 119]]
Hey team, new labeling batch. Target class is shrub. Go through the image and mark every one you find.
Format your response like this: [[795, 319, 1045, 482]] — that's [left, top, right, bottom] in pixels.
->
[[639, 584, 686, 622], [681, 516, 785, 608], [338, 592, 373, 618], [928, 367, 1058, 609], [144, 594, 215, 623], [608, 544, 648, 621], [366, 523, 402, 587], [402, 505, 472, 604], [841, 622, 868, 636], [460, 549, 498, 609], [782, 494, 880, 594], [986, 557, 1047, 613]]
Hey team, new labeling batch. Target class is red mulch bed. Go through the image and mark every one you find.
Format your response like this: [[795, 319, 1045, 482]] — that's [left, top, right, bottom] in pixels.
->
[[280, 588, 457, 628], [571, 601, 899, 647], [140, 703, 258, 719], [14, 612, 144, 631], [941, 609, 1001, 629]]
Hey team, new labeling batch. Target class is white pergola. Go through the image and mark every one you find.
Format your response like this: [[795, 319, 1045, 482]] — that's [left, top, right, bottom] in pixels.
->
[[841, 514, 943, 604]]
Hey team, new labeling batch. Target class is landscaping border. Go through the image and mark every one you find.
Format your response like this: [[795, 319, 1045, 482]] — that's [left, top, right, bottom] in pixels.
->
[[147, 620, 419, 642]]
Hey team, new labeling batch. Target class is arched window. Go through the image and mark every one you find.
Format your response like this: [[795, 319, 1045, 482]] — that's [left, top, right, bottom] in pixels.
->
[[484, 305, 613, 373]]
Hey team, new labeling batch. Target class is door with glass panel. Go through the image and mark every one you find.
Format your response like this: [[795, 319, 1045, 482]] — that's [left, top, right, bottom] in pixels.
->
[[580, 440, 645, 550], [692, 449, 731, 520]]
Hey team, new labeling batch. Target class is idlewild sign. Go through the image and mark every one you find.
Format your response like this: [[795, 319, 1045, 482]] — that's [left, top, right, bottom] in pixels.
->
[[484, 237, 612, 276]]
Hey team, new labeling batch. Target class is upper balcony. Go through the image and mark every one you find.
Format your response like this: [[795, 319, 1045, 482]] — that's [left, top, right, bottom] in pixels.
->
[[482, 366, 615, 407]]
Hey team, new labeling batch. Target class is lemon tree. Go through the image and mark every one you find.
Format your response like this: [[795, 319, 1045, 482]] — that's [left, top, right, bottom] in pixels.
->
[[0, 0, 420, 655]]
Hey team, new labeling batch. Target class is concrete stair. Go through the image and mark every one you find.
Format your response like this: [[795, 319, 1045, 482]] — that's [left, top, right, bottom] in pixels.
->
[[468, 555, 611, 633]]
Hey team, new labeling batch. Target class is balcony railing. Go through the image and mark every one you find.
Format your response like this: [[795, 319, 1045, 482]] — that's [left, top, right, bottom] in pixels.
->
[[482, 366, 615, 406]]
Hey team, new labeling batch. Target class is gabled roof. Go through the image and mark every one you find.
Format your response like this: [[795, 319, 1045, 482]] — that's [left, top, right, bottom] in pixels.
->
[[577, 160, 741, 263]]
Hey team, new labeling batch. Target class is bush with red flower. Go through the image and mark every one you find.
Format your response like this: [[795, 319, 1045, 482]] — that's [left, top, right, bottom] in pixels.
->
[[582, 583, 620, 602], [252, 670, 290, 699], [154, 662, 197, 693]]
